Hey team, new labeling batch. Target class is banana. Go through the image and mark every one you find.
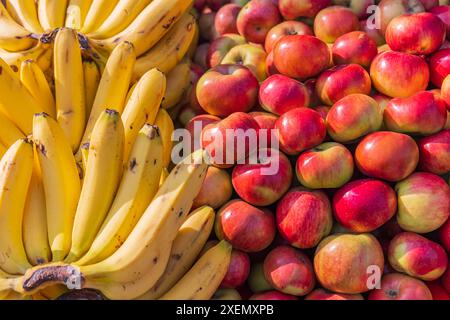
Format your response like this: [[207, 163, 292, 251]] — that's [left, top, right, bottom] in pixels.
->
[[186, 20, 199, 59], [0, 139, 33, 275], [33, 113, 81, 262], [138, 206, 215, 300], [0, 111, 25, 147], [67, 109, 124, 263], [65, 0, 93, 30], [81, 0, 119, 34], [0, 143, 6, 159], [0, 269, 20, 299], [38, 0, 68, 31], [121, 68, 165, 163], [54, 27, 86, 151], [132, 13, 197, 80], [0, 41, 52, 74], [0, 2, 36, 52], [159, 240, 232, 300], [79, 142, 89, 175], [88, 0, 153, 39], [20, 59, 55, 118], [76, 124, 163, 266], [125, 82, 136, 105], [82, 59, 100, 122], [159, 167, 169, 187], [162, 60, 191, 110], [0, 57, 45, 134], [5, 0, 43, 34], [39, 284, 68, 300], [154, 108, 174, 168], [91, 0, 193, 56]]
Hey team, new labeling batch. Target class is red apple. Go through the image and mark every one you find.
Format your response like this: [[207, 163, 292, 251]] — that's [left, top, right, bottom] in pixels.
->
[[276, 188, 333, 249], [371, 93, 391, 112], [265, 50, 278, 76], [442, 74, 450, 107], [355, 131, 419, 182], [370, 51, 430, 98], [305, 79, 322, 107], [221, 249, 251, 288], [333, 179, 397, 233], [439, 219, 450, 252], [368, 273, 433, 300], [249, 290, 298, 300], [360, 20, 386, 47], [312, 106, 331, 119], [305, 288, 364, 300], [314, 233, 385, 294], [396, 172, 450, 233], [326, 94, 383, 143], [221, 44, 268, 81], [427, 280, 450, 300], [193, 167, 233, 209], [215, 200, 276, 252], [275, 107, 327, 155], [265, 21, 313, 53], [248, 262, 273, 293], [215, 4, 241, 35], [389, 232, 448, 281], [186, 114, 221, 151], [418, 129, 450, 174], [429, 49, 450, 88], [249, 111, 277, 148], [379, 0, 425, 34], [430, 5, 450, 40], [207, 0, 231, 11], [332, 0, 375, 18], [207, 34, 247, 68], [199, 11, 219, 41], [332, 31, 378, 68], [278, 0, 331, 19], [273, 35, 330, 80], [314, 6, 360, 43], [194, 43, 210, 70], [263, 246, 316, 296]]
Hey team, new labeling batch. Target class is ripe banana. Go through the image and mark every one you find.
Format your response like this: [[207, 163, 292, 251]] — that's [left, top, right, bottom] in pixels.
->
[[138, 206, 215, 300], [162, 60, 191, 110], [5, 0, 43, 34], [33, 113, 81, 262], [79, 142, 89, 176], [132, 13, 197, 80], [82, 59, 100, 122], [159, 240, 232, 300], [0, 110, 25, 147], [67, 109, 124, 263], [154, 108, 174, 168], [159, 167, 169, 187], [0, 139, 33, 275], [54, 27, 86, 151], [186, 21, 199, 59], [20, 59, 56, 118], [88, 0, 153, 39], [38, 0, 68, 31], [121, 68, 166, 163], [81, 0, 119, 34], [65, 0, 93, 30], [125, 82, 136, 105], [0, 143, 6, 159], [0, 41, 53, 73], [0, 2, 36, 52], [76, 124, 163, 266], [91, 0, 193, 56]]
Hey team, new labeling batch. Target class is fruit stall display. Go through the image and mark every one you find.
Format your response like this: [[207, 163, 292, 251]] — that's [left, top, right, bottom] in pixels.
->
[[0, 0, 449, 301]]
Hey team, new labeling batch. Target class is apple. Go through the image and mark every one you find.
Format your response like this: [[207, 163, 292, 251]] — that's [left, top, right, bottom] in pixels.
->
[[312, 106, 331, 120], [360, 20, 386, 46], [259, 74, 310, 115], [215, 4, 241, 35], [249, 111, 277, 148], [371, 93, 391, 112], [314, 6, 360, 43], [368, 273, 433, 300], [333, 179, 397, 233], [248, 262, 273, 293], [430, 6, 450, 40], [370, 51, 430, 98], [275, 107, 327, 155], [232, 0, 251, 5], [278, 0, 331, 19], [263, 246, 316, 296], [178, 104, 204, 128], [389, 232, 448, 281], [199, 11, 219, 41], [207, 34, 247, 68], [326, 94, 383, 143], [332, 0, 375, 18], [194, 43, 210, 70], [305, 288, 364, 300], [207, 0, 231, 11], [296, 142, 354, 189], [429, 48, 450, 87], [273, 35, 330, 80], [439, 219, 450, 252], [305, 79, 322, 107], [314, 233, 384, 294], [221, 249, 251, 288], [196, 64, 259, 117], [212, 288, 242, 300], [378, 0, 425, 34], [186, 114, 221, 151], [221, 44, 267, 81], [419, 0, 439, 10], [332, 31, 378, 68], [396, 172, 450, 233], [249, 291, 298, 300], [427, 280, 450, 300], [265, 21, 313, 53], [418, 129, 450, 174], [193, 167, 233, 209], [355, 131, 419, 182], [441, 75, 450, 108], [215, 200, 276, 252], [385, 12, 446, 55], [276, 188, 333, 249]]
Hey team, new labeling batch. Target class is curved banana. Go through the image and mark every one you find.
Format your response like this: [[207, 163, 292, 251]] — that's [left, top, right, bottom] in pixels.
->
[[82, 59, 100, 122], [0, 139, 33, 275], [79, 142, 89, 176], [159, 240, 232, 300], [5, 0, 43, 34], [88, 0, 153, 39], [0, 111, 25, 147], [138, 206, 215, 300], [0, 41, 52, 74], [67, 109, 124, 263], [122, 68, 165, 163], [91, 0, 193, 56], [76, 124, 163, 266], [125, 82, 136, 105], [54, 27, 86, 151], [81, 0, 119, 34], [0, 2, 36, 52], [38, 0, 68, 31], [32, 113, 81, 262], [154, 108, 174, 168], [132, 13, 197, 80], [162, 60, 191, 110], [159, 167, 169, 187], [65, 0, 93, 30], [20, 59, 55, 118]]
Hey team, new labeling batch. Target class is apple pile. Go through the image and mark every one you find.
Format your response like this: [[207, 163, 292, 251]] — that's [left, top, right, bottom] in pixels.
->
[[181, 0, 450, 300]]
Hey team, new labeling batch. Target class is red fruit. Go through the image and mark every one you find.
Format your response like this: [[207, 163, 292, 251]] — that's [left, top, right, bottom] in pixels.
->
[[427, 281, 450, 300], [207, 34, 247, 68], [332, 31, 378, 68], [314, 6, 360, 44], [443, 75, 450, 108], [429, 49, 450, 88], [442, 268, 450, 292], [215, 4, 241, 35], [249, 290, 298, 300], [193, 167, 233, 209], [305, 79, 321, 107], [368, 273, 433, 300], [186, 114, 221, 152], [221, 250, 251, 288], [264, 20, 313, 53], [360, 19, 386, 46], [249, 111, 277, 148], [439, 219, 450, 253], [278, 0, 331, 19], [430, 5, 450, 40], [378, 0, 426, 34], [305, 289, 364, 300], [418, 129, 450, 175]]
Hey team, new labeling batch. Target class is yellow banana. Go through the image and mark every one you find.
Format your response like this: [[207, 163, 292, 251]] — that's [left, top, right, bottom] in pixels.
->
[[67, 109, 124, 263], [159, 167, 169, 187], [138, 206, 215, 300], [0, 40, 52, 73], [132, 13, 197, 80], [0, 2, 36, 52], [38, 0, 68, 31], [125, 82, 136, 105], [91, 0, 193, 56], [82, 59, 100, 122], [54, 27, 86, 151], [5, 0, 43, 34], [39, 284, 68, 300], [88, 0, 153, 39], [0, 143, 6, 159], [76, 124, 163, 266], [79, 142, 89, 176], [162, 60, 191, 110], [65, 0, 93, 30], [154, 108, 174, 168], [0, 139, 33, 275], [0, 111, 25, 147], [159, 240, 232, 300], [0, 57, 45, 134], [121, 68, 165, 163], [20, 59, 55, 118], [186, 21, 199, 59], [81, 0, 119, 34], [32, 113, 81, 262]]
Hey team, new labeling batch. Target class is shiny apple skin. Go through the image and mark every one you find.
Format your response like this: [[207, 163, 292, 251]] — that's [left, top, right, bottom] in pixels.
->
[[221, 44, 268, 81], [249, 111, 277, 148], [378, 0, 425, 34], [193, 167, 233, 209], [215, 4, 241, 35], [278, 0, 331, 19], [305, 289, 364, 300], [221, 249, 251, 288], [430, 5, 450, 40], [442, 74, 450, 107], [249, 291, 298, 300], [314, 6, 360, 43], [207, 34, 247, 68], [418, 129, 450, 174], [186, 114, 221, 151], [368, 273, 433, 300], [265, 20, 313, 53], [429, 48, 450, 87], [332, 31, 378, 68]]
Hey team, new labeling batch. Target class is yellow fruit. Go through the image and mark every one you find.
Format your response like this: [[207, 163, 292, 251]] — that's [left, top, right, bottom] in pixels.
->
[[38, 0, 69, 31], [154, 108, 174, 168], [161, 60, 191, 109]]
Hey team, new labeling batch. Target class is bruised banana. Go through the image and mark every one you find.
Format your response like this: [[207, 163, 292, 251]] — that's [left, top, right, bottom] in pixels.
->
[[38, 0, 68, 31], [0, 2, 36, 52], [81, 0, 119, 34], [5, 0, 43, 34], [161, 60, 191, 110], [154, 108, 175, 168]]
